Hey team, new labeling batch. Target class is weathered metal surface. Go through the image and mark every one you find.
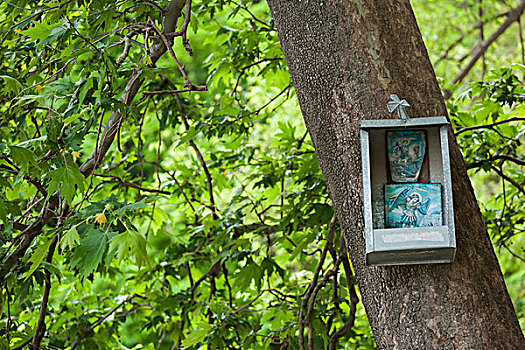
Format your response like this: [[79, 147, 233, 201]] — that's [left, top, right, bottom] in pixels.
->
[[361, 129, 374, 256], [441, 125, 456, 252], [387, 94, 411, 120], [361, 116, 448, 129]]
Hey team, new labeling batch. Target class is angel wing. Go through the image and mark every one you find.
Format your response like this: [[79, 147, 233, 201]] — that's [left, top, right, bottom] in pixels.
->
[[390, 188, 410, 210], [417, 199, 430, 215]]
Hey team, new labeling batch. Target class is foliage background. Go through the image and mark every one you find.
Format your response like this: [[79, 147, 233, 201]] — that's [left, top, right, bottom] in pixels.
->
[[0, 0, 523, 349]]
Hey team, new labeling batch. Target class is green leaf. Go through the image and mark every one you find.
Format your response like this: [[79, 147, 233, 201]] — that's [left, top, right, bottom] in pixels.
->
[[235, 259, 263, 291], [47, 164, 85, 204], [306, 203, 334, 226], [10, 146, 38, 173], [64, 113, 83, 124], [71, 228, 109, 278], [40, 261, 63, 281], [40, 24, 68, 46], [511, 103, 525, 117], [0, 75, 23, 95], [5, 200, 22, 216], [108, 229, 147, 266], [23, 238, 52, 281], [261, 257, 285, 280], [0, 200, 6, 223], [181, 323, 212, 348], [78, 78, 94, 106], [115, 200, 147, 217], [61, 226, 80, 251], [0, 176, 11, 189], [21, 22, 57, 42]]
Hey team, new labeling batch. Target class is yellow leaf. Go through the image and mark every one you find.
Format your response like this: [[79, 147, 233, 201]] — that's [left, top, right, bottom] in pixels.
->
[[35, 84, 43, 91], [72, 151, 80, 162], [94, 213, 107, 225], [15, 29, 21, 34]]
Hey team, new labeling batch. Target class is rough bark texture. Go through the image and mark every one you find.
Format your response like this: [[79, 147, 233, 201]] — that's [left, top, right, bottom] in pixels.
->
[[267, 0, 525, 349]]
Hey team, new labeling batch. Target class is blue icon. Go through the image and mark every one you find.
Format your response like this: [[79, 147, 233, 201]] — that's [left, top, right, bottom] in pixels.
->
[[387, 131, 426, 182], [385, 184, 442, 228]]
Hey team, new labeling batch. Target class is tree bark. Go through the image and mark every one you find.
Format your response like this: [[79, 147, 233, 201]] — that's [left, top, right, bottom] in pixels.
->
[[267, 0, 524, 349]]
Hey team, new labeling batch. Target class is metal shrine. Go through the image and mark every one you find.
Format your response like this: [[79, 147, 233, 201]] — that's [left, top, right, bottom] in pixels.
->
[[360, 95, 456, 266]]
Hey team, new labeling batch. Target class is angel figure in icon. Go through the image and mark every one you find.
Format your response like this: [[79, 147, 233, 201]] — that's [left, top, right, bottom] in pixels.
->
[[388, 187, 430, 227]]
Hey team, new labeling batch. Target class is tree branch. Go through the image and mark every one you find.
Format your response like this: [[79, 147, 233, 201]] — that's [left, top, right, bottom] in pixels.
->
[[32, 236, 59, 349], [432, 10, 509, 67], [0, 195, 58, 284], [175, 95, 219, 220], [298, 215, 336, 350], [94, 173, 171, 195], [467, 154, 525, 170], [454, 117, 525, 135], [79, 0, 187, 176], [491, 166, 525, 196], [148, 16, 189, 83], [329, 238, 359, 350], [450, 0, 525, 86], [71, 294, 147, 350], [143, 85, 207, 96], [180, 0, 193, 56], [0, 0, 187, 287]]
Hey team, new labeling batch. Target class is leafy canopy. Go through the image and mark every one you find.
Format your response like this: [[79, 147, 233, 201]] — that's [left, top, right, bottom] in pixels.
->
[[0, 0, 524, 349]]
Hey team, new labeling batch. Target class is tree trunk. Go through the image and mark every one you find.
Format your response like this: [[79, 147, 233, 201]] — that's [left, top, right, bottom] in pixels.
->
[[267, 0, 525, 349]]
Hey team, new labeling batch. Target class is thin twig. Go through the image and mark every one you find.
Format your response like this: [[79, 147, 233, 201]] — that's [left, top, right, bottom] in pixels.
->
[[143, 86, 207, 96], [93, 173, 171, 195], [491, 166, 525, 195], [132, 159, 196, 213], [175, 95, 218, 220], [454, 117, 525, 135], [450, 0, 525, 86], [299, 215, 337, 350], [518, 16, 525, 64], [329, 237, 359, 350], [71, 294, 147, 350], [223, 262, 233, 308], [231, 58, 282, 95], [32, 235, 59, 349], [6, 286, 11, 344], [148, 17, 189, 83]]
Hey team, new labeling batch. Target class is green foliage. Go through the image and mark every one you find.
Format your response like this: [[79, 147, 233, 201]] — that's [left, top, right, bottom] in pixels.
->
[[450, 65, 525, 244], [61, 226, 80, 251], [448, 65, 525, 329], [0, 0, 523, 349], [70, 228, 113, 279], [47, 164, 85, 204]]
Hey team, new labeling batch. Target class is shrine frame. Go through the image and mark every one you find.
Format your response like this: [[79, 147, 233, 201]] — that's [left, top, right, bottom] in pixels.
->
[[360, 116, 456, 266]]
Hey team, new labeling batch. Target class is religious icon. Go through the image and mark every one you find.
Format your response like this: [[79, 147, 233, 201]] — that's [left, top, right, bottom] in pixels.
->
[[360, 96, 456, 265], [387, 131, 426, 182], [385, 184, 443, 228]]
